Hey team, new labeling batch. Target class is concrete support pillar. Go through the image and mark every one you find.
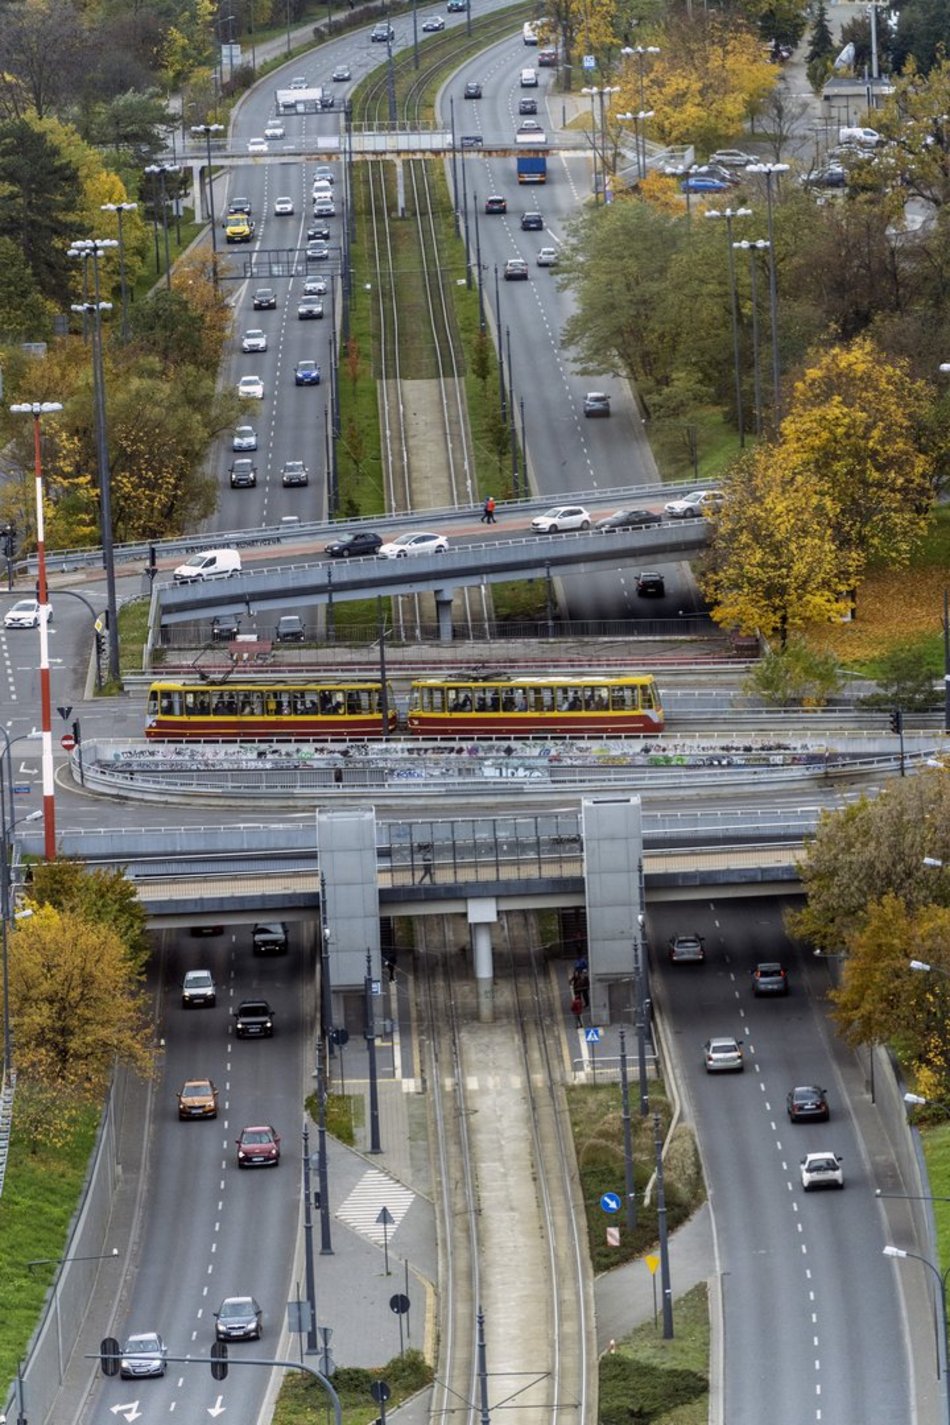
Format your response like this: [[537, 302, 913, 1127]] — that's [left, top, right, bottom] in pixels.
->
[[581, 797, 644, 1024], [395, 158, 406, 218], [190, 162, 209, 220], [435, 592, 454, 642], [468, 897, 498, 1021]]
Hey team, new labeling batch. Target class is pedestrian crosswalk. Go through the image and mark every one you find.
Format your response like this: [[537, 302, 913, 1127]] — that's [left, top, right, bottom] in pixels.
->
[[336, 1167, 415, 1243]]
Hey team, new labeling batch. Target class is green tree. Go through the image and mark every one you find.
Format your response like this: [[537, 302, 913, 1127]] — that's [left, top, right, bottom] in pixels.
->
[[0, 118, 83, 301], [744, 637, 842, 706], [893, 0, 949, 75], [0, 0, 89, 120], [9, 905, 154, 1090], [0, 235, 52, 338], [806, 2, 835, 64], [29, 861, 150, 970], [859, 645, 941, 711], [789, 769, 950, 951]]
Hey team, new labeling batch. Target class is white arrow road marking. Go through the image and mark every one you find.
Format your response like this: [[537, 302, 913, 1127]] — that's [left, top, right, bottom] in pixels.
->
[[18, 763, 38, 774], [208, 1395, 226, 1417], [110, 1403, 142, 1422]]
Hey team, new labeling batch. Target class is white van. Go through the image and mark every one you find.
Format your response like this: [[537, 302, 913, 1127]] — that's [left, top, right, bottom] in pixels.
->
[[173, 549, 241, 583], [839, 125, 882, 147], [520, 67, 538, 87]]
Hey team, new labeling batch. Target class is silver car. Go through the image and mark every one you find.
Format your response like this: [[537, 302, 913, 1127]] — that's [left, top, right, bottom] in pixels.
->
[[530, 506, 591, 534], [703, 1036, 744, 1072], [182, 969, 216, 1008], [120, 1333, 167, 1378]]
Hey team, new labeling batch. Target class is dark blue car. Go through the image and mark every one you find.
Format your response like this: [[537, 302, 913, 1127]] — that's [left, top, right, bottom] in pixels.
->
[[294, 360, 321, 386]]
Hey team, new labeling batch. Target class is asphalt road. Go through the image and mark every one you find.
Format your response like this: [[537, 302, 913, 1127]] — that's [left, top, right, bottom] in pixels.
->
[[92, 924, 309, 1425], [649, 897, 912, 1425]]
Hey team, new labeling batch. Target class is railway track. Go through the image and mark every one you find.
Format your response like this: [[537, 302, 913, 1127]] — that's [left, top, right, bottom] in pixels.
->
[[418, 912, 593, 1425]]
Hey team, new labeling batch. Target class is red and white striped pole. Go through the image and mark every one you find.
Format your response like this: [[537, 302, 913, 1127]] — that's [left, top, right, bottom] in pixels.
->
[[10, 402, 62, 861]]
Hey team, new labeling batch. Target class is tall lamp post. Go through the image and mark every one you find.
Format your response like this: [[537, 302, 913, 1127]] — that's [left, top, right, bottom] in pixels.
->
[[581, 85, 619, 201], [144, 164, 180, 291], [746, 163, 788, 422], [192, 123, 224, 291], [883, 1245, 950, 1423], [67, 239, 120, 684], [706, 207, 752, 447], [733, 238, 770, 437], [100, 202, 137, 343], [8, 402, 62, 862]]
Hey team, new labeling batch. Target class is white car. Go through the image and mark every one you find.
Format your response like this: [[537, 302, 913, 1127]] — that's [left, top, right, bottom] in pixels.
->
[[703, 1036, 744, 1072], [537, 246, 558, 266], [241, 329, 268, 353], [3, 599, 52, 629], [800, 1152, 844, 1191], [304, 276, 328, 296], [377, 531, 449, 557], [274, 196, 294, 215], [312, 179, 333, 197], [531, 505, 591, 533], [232, 425, 257, 451], [664, 489, 722, 518], [238, 375, 264, 399], [264, 123, 285, 139], [247, 137, 269, 154]]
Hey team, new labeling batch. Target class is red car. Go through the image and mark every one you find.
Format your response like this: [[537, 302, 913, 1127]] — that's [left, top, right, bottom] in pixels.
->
[[236, 1124, 281, 1167]]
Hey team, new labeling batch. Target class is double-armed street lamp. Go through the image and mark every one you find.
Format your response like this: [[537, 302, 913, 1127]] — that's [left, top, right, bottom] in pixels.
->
[[99, 202, 137, 342], [733, 238, 771, 437], [581, 85, 620, 202], [746, 163, 788, 421], [617, 110, 654, 182], [192, 123, 225, 290], [144, 163, 180, 290], [706, 208, 752, 446], [67, 238, 121, 684]]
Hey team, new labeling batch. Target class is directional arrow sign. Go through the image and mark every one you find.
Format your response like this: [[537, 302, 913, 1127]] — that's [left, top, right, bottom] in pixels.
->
[[110, 1403, 142, 1422], [600, 1191, 622, 1215], [208, 1395, 226, 1417]]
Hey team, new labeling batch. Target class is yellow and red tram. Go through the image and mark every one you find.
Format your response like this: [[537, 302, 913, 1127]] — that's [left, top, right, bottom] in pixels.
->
[[145, 679, 397, 740]]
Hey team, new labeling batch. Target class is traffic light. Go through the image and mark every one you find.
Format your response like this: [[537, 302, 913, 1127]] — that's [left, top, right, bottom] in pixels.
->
[[889, 708, 904, 735], [99, 1336, 121, 1377], [210, 1341, 229, 1381], [1, 523, 13, 557], [72, 720, 81, 747]]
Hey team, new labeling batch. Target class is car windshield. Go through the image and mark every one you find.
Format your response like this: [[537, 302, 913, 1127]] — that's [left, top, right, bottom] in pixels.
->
[[127, 1335, 160, 1351], [221, 1300, 251, 1317], [243, 1129, 272, 1144], [183, 1083, 210, 1097], [187, 972, 212, 986]]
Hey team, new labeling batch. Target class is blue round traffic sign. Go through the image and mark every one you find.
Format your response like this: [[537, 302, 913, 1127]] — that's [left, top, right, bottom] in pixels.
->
[[600, 1191, 622, 1215]]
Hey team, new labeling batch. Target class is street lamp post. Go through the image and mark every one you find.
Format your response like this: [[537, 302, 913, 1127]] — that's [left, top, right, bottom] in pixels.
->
[[68, 238, 120, 684], [746, 163, 788, 421], [706, 208, 752, 447], [883, 1245, 950, 1423], [9, 402, 62, 861], [734, 239, 770, 437], [192, 123, 224, 291], [581, 86, 619, 201], [144, 164, 180, 291], [621, 44, 660, 178], [100, 202, 138, 343]]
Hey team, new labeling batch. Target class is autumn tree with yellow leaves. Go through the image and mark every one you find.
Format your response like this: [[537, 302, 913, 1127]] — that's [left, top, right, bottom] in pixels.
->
[[705, 336, 936, 639], [619, 14, 775, 153]]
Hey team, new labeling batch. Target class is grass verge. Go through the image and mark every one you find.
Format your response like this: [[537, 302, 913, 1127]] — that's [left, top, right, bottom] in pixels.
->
[[0, 1107, 101, 1392], [273, 1349, 433, 1425], [921, 1123, 950, 1281], [117, 597, 151, 680], [601, 1282, 709, 1425]]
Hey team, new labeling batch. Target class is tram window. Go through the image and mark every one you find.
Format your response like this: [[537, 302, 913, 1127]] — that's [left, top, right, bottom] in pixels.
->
[[641, 683, 654, 709], [591, 685, 609, 710], [346, 691, 362, 714], [502, 690, 515, 711], [452, 688, 473, 712], [532, 687, 555, 713], [292, 693, 306, 714], [610, 686, 628, 711], [487, 690, 500, 711], [225, 692, 238, 714], [213, 694, 227, 714], [159, 691, 174, 715], [430, 688, 444, 712]]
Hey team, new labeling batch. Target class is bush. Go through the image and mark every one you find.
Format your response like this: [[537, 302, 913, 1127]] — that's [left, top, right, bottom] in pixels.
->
[[600, 1353, 707, 1422]]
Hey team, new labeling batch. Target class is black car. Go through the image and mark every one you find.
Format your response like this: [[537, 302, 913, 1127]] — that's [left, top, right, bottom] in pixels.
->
[[307, 222, 331, 241], [233, 999, 275, 1038], [447, 0, 467, 10], [521, 211, 543, 230], [636, 571, 665, 597], [463, 81, 482, 99], [596, 508, 661, 532], [228, 458, 257, 489], [801, 166, 847, 189], [281, 460, 308, 487], [276, 615, 305, 642], [787, 1085, 830, 1122], [371, 22, 394, 40], [325, 530, 384, 558], [253, 921, 288, 954], [519, 97, 538, 114], [210, 615, 239, 642], [752, 961, 789, 995], [252, 287, 276, 309], [215, 1297, 263, 1341]]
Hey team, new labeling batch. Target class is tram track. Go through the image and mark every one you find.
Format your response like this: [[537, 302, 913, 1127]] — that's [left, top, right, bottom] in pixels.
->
[[417, 911, 593, 1425]]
